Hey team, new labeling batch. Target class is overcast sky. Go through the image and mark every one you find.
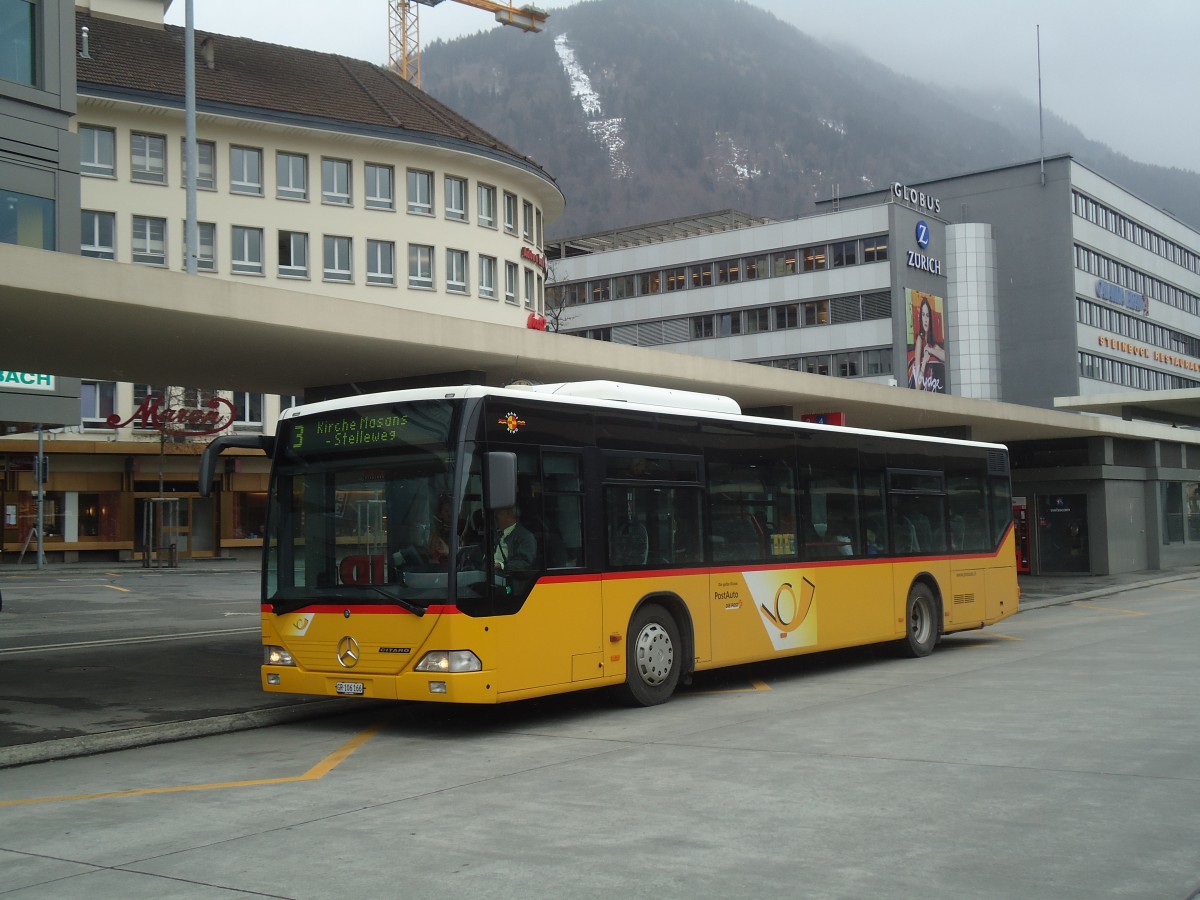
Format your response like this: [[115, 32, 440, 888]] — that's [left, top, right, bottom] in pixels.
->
[[164, 0, 1199, 173]]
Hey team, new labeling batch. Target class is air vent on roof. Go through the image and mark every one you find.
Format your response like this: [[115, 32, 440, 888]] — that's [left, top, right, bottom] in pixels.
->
[[79, 26, 91, 60], [530, 381, 741, 415]]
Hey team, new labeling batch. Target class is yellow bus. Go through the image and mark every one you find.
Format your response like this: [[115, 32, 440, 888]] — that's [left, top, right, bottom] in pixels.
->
[[201, 381, 1018, 706]]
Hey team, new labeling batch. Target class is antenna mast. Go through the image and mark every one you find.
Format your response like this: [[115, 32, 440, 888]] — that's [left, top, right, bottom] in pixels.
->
[[1037, 24, 1045, 187]]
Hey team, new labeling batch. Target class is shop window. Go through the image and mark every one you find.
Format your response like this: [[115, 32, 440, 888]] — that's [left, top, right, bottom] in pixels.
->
[[234, 492, 268, 539]]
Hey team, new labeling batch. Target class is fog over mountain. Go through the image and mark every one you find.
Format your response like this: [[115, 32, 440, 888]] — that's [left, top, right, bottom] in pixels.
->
[[421, 0, 1200, 238]]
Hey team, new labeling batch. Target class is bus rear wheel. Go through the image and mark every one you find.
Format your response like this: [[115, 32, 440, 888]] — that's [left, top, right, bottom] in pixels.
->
[[618, 604, 681, 706], [902, 583, 938, 658]]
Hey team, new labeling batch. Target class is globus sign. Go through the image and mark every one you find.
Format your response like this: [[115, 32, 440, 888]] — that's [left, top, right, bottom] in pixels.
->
[[106, 394, 236, 437]]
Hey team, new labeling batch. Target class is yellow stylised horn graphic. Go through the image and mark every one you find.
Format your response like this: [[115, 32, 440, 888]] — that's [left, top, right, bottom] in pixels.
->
[[761, 578, 815, 633]]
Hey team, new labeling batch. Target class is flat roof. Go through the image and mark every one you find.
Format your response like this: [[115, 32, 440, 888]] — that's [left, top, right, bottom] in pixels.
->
[[546, 210, 775, 258], [1055, 388, 1200, 428], [4, 242, 1199, 449]]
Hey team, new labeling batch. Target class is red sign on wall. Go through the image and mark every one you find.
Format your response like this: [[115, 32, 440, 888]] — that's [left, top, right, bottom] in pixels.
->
[[106, 395, 236, 437]]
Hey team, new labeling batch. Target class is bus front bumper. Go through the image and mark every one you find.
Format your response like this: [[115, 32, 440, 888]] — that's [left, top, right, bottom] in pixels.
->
[[261, 666, 498, 703]]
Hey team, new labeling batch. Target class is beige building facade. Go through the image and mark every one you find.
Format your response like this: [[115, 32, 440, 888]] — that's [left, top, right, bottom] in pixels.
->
[[2, 0, 562, 563]]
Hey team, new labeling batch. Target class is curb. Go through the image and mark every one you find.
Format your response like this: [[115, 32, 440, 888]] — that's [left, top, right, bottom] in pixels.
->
[[1017, 572, 1197, 611], [0, 699, 381, 770]]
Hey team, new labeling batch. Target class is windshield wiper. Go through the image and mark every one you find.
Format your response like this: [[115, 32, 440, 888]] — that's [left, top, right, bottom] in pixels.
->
[[366, 585, 426, 617], [269, 587, 426, 617]]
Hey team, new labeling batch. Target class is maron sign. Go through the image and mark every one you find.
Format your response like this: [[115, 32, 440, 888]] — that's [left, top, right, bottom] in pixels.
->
[[106, 394, 236, 437]]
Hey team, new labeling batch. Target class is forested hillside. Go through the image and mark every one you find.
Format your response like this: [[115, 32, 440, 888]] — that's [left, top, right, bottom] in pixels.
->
[[422, 0, 1200, 238]]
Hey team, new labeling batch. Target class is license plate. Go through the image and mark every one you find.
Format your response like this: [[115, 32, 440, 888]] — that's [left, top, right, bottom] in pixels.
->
[[335, 681, 365, 695]]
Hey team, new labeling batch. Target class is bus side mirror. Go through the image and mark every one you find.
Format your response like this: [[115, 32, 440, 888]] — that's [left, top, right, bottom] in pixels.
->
[[199, 434, 274, 497], [484, 451, 517, 511]]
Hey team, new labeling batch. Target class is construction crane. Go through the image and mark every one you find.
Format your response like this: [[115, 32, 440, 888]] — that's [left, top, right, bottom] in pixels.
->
[[388, 0, 548, 88]]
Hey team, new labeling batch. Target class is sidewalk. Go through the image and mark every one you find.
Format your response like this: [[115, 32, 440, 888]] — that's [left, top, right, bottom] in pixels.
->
[[0, 561, 1195, 769]]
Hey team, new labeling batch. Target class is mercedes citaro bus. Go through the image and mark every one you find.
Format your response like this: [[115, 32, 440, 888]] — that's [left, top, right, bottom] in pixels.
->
[[201, 380, 1018, 706]]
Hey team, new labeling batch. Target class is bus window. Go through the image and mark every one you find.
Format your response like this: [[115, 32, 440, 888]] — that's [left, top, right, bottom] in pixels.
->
[[804, 472, 860, 560], [543, 452, 584, 568], [947, 473, 989, 552], [607, 486, 649, 566], [707, 457, 795, 563]]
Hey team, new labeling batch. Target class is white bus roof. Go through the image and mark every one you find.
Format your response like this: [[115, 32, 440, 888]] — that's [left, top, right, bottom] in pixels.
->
[[279, 381, 1007, 452]]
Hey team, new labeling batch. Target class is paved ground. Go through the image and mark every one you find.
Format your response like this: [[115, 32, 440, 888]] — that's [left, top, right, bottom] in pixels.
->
[[1, 571, 1198, 899], [1, 559, 1198, 769]]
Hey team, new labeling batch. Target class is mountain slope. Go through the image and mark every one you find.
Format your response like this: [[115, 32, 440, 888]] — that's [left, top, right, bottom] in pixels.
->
[[422, 0, 1200, 237]]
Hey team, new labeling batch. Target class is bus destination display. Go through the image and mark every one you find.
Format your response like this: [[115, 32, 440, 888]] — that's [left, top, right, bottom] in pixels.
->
[[288, 413, 409, 453]]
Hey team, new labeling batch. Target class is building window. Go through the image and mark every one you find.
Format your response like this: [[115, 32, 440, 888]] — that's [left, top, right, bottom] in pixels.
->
[[181, 220, 216, 271], [278, 230, 308, 278], [834, 351, 861, 377], [864, 347, 892, 375], [832, 240, 858, 267], [691, 315, 714, 339], [614, 274, 636, 299], [232, 225, 264, 274], [323, 235, 352, 282], [230, 146, 263, 195], [409, 243, 434, 288], [665, 267, 687, 291], [478, 184, 497, 228], [744, 308, 771, 334], [717, 258, 740, 283], [446, 248, 468, 293], [231, 391, 264, 426], [772, 250, 798, 276], [862, 235, 888, 262], [524, 267, 535, 309], [774, 302, 799, 329], [803, 244, 827, 271], [276, 152, 308, 200], [638, 271, 662, 295], [803, 299, 829, 326], [445, 175, 467, 221], [1, 188, 53, 249], [590, 278, 611, 303], [322, 157, 351, 206], [744, 254, 768, 279], [365, 163, 394, 210], [407, 169, 433, 215], [0, 0, 36, 85], [80, 211, 115, 259], [503, 191, 518, 234], [522, 200, 533, 240], [79, 125, 116, 177], [367, 239, 395, 286], [130, 133, 167, 184], [504, 261, 518, 304], [479, 254, 497, 298], [80, 381, 117, 425], [691, 263, 714, 288], [131, 215, 167, 265], [717, 311, 741, 335], [181, 139, 216, 190]]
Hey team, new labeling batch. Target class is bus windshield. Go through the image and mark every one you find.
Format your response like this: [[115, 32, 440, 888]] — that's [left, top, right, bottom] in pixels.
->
[[265, 399, 478, 613]]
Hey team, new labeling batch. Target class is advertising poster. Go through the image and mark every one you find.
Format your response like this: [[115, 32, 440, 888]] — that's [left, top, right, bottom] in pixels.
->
[[905, 289, 948, 393]]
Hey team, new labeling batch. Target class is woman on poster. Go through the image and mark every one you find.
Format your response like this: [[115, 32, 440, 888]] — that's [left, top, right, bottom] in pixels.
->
[[908, 296, 946, 391]]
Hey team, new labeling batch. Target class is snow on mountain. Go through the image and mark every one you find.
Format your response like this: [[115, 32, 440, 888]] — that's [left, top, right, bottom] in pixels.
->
[[554, 34, 631, 178]]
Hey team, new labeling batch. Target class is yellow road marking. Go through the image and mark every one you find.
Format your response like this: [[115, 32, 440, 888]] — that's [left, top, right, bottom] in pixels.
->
[[0, 719, 387, 808], [695, 678, 771, 695], [1074, 602, 1146, 616], [104, 584, 131, 593]]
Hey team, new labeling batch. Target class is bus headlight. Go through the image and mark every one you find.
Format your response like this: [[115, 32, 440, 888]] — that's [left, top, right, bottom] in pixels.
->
[[264, 645, 296, 666], [414, 650, 482, 673]]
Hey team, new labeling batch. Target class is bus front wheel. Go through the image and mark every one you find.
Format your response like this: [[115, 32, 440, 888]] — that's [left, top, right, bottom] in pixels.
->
[[902, 583, 938, 658], [618, 604, 681, 706]]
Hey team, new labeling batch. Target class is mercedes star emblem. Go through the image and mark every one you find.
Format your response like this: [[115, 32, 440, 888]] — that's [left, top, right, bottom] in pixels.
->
[[336, 635, 361, 669]]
